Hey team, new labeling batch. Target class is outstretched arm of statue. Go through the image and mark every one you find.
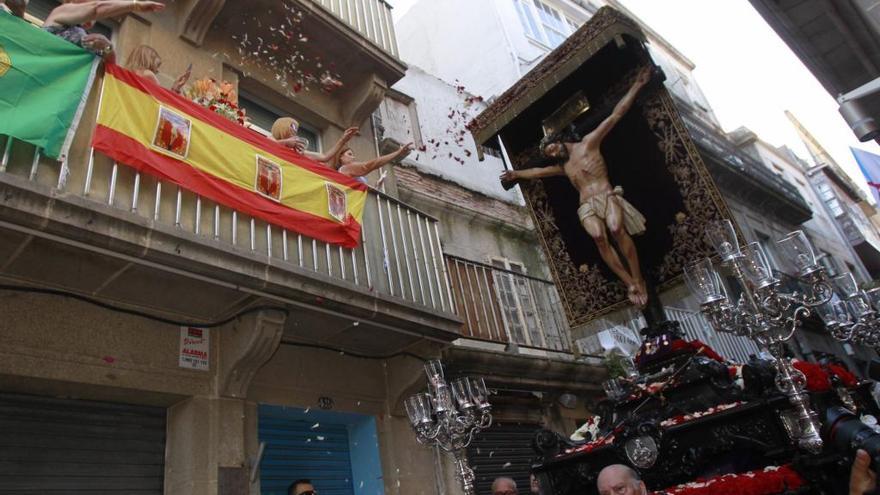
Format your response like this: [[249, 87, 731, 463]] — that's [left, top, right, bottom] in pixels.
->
[[500, 166, 564, 189], [584, 67, 651, 146]]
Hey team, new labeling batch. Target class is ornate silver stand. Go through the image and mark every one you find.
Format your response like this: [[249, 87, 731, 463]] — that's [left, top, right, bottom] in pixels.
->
[[405, 360, 492, 494], [685, 223, 832, 453], [818, 271, 880, 347]]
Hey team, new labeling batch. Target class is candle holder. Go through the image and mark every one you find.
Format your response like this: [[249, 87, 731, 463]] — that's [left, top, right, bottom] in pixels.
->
[[405, 360, 492, 494], [816, 274, 880, 347], [684, 223, 832, 453]]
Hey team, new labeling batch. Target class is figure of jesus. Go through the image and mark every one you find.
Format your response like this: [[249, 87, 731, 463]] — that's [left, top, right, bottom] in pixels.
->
[[500, 67, 651, 306]]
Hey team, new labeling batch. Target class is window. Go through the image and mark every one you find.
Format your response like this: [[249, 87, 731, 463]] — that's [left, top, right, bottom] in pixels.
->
[[514, 0, 541, 40], [513, 0, 577, 48], [491, 259, 549, 348], [379, 94, 424, 149], [533, 0, 569, 47], [239, 92, 319, 152], [816, 182, 845, 217], [816, 182, 835, 201]]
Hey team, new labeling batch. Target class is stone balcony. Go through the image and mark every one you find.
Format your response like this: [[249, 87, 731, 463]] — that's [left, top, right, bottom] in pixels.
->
[[0, 87, 460, 356]]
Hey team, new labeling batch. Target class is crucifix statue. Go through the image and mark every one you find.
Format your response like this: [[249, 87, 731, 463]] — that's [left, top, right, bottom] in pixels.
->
[[501, 67, 652, 307]]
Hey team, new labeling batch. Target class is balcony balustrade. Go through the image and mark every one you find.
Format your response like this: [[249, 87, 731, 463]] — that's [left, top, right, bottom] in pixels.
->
[[445, 255, 572, 353], [0, 132, 453, 312], [313, 0, 399, 57]]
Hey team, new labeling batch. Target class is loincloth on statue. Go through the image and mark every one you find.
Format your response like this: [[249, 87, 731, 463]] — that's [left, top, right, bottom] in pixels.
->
[[576, 186, 646, 235]]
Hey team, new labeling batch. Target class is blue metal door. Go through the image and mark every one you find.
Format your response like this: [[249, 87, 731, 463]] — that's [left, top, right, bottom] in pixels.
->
[[259, 406, 355, 495]]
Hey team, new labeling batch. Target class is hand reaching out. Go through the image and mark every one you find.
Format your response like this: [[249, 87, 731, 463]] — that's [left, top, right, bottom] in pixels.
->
[[172, 65, 192, 94], [134, 1, 165, 13], [851, 450, 877, 495], [343, 127, 359, 141], [499, 170, 519, 182], [397, 142, 414, 158], [81, 33, 113, 59]]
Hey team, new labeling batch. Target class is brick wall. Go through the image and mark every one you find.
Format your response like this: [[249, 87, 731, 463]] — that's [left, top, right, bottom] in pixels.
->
[[394, 165, 533, 229]]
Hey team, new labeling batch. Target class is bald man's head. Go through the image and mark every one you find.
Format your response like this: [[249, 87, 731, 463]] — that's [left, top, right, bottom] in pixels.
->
[[596, 465, 646, 495], [491, 477, 518, 495]]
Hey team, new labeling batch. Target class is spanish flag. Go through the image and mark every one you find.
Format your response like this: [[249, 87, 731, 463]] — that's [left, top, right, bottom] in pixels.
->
[[92, 63, 367, 248]]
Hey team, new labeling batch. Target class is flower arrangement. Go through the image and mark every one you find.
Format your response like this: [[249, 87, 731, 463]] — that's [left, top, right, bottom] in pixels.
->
[[570, 415, 602, 441], [659, 401, 746, 428], [655, 465, 804, 495], [561, 431, 617, 456], [185, 78, 246, 125]]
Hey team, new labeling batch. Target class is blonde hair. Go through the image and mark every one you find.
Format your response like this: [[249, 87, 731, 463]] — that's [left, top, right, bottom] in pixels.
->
[[271, 117, 299, 141], [126, 45, 162, 74]]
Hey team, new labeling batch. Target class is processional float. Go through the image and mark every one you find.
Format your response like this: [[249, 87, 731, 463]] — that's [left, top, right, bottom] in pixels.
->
[[467, 6, 880, 495]]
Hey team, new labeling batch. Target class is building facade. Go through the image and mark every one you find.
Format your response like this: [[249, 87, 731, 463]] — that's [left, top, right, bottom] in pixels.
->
[[3, 1, 879, 495]]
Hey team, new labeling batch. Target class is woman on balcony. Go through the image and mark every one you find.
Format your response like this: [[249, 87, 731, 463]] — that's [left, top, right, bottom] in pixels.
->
[[43, 0, 164, 57], [331, 142, 413, 185], [125, 45, 190, 94], [271, 117, 359, 165]]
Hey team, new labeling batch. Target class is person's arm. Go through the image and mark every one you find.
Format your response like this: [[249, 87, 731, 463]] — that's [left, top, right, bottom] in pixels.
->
[[45, 0, 164, 28], [339, 143, 413, 177], [585, 67, 651, 146], [310, 127, 359, 163], [273, 136, 306, 154], [135, 68, 161, 86], [499, 165, 565, 190], [500, 166, 564, 182], [171, 63, 192, 94]]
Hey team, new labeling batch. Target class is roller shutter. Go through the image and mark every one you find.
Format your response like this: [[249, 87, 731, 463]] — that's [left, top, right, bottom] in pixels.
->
[[0, 392, 166, 494], [259, 410, 355, 495], [467, 422, 541, 495]]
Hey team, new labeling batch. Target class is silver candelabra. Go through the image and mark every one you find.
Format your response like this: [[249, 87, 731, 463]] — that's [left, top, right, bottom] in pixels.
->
[[817, 272, 880, 347], [684, 221, 833, 454], [405, 359, 492, 495]]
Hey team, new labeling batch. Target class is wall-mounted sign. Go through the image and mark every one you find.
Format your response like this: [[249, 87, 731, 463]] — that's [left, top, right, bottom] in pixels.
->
[[179, 326, 210, 371]]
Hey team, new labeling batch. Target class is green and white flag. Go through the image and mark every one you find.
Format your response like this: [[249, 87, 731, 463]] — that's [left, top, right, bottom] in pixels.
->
[[0, 11, 99, 159]]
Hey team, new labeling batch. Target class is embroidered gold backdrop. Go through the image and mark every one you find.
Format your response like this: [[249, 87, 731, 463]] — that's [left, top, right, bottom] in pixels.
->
[[470, 8, 734, 327]]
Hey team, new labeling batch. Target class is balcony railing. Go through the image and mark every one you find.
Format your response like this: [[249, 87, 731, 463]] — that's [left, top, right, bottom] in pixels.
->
[[445, 255, 572, 353], [313, 0, 399, 57], [0, 131, 453, 316], [664, 307, 760, 364], [675, 103, 811, 216]]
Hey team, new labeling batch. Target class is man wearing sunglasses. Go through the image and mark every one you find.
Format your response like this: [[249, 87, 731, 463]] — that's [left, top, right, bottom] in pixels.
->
[[288, 479, 316, 495]]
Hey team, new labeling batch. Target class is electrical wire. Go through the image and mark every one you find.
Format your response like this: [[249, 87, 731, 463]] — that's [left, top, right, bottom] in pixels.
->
[[0, 283, 428, 361], [0, 283, 289, 328], [279, 339, 426, 362]]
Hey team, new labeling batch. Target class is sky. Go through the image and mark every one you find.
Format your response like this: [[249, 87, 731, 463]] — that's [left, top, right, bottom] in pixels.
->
[[388, 0, 880, 198]]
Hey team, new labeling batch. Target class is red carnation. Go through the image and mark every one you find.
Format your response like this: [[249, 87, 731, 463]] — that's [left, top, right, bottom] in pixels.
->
[[792, 361, 832, 392], [826, 364, 858, 388]]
